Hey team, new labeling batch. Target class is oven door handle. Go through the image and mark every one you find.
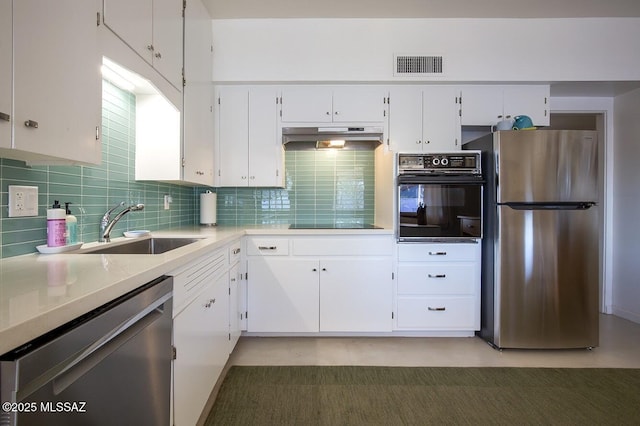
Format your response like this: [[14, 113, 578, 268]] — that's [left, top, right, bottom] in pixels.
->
[[398, 175, 485, 184]]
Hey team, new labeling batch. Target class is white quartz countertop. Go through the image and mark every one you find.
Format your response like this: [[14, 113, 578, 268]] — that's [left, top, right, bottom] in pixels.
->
[[0, 225, 393, 355]]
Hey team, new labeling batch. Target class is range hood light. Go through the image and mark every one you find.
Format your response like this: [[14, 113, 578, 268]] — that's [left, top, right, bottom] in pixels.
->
[[317, 139, 346, 149]]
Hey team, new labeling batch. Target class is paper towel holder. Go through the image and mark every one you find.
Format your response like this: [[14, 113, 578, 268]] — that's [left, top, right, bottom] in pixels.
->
[[200, 190, 217, 226]]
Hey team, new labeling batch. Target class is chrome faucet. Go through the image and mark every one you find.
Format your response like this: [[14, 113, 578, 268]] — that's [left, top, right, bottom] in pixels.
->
[[100, 202, 145, 242]]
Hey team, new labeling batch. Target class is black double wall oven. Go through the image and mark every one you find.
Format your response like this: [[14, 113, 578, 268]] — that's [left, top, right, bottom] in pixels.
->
[[397, 152, 484, 242]]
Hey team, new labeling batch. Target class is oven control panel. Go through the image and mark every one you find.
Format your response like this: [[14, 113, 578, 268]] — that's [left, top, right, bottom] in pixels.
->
[[398, 152, 481, 174]]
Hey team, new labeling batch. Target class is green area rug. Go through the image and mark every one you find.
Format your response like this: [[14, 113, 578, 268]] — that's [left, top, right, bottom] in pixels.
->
[[205, 366, 640, 425]]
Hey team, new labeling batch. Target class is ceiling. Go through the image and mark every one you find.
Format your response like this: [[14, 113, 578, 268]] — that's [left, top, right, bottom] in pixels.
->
[[203, 0, 640, 19]]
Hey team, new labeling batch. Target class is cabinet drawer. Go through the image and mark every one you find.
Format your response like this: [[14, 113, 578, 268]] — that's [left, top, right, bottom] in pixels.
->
[[397, 263, 476, 295], [396, 297, 477, 330], [292, 236, 393, 256], [246, 238, 289, 256], [228, 240, 242, 264], [398, 243, 478, 262], [172, 249, 228, 311]]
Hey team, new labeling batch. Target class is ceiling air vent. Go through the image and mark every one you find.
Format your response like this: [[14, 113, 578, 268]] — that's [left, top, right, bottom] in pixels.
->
[[394, 55, 444, 77]]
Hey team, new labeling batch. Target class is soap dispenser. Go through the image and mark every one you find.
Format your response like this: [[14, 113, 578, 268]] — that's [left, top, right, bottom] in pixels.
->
[[47, 200, 66, 247], [65, 202, 78, 244]]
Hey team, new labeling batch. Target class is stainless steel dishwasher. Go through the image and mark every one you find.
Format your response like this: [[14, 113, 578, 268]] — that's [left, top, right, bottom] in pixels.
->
[[0, 276, 173, 426]]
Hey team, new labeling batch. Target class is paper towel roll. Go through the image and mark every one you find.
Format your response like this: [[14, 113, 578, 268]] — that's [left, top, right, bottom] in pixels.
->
[[200, 191, 217, 225]]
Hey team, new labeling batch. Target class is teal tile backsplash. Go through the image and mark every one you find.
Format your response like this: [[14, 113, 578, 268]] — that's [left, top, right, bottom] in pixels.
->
[[0, 81, 197, 258], [215, 150, 376, 226], [0, 81, 377, 258]]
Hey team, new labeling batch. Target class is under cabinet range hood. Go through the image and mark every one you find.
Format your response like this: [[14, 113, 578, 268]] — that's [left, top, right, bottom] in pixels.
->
[[282, 127, 384, 150]]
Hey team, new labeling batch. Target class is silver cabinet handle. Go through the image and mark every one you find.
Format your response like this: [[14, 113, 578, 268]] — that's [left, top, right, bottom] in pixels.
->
[[428, 307, 446, 311], [428, 274, 446, 278], [155, 52, 162, 59], [312, 268, 317, 272], [0, 112, 9, 122], [416, 140, 421, 144], [334, 111, 339, 115], [258, 246, 277, 250], [326, 111, 331, 115], [233, 248, 241, 255], [204, 298, 216, 308], [428, 251, 447, 256], [24, 120, 39, 128], [147, 44, 154, 51]]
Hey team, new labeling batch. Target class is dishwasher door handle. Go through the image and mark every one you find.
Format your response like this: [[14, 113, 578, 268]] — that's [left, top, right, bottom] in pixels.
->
[[16, 291, 172, 401], [51, 292, 172, 395]]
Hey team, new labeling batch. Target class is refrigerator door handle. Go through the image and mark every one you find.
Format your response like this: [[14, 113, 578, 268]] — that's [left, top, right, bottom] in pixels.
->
[[499, 201, 596, 210]]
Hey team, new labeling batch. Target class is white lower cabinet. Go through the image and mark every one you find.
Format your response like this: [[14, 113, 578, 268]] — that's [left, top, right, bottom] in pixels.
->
[[171, 239, 242, 426], [173, 272, 228, 426], [395, 243, 481, 332], [246, 235, 394, 333], [319, 258, 392, 332], [247, 257, 320, 332]]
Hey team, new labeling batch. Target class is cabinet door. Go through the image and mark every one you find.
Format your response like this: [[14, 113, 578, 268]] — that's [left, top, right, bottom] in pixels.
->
[[388, 86, 423, 152], [0, 0, 11, 149], [173, 274, 229, 426], [460, 86, 504, 126], [422, 86, 461, 152], [319, 258, 393, 332], [13, 0, 101, 164], [103, 0, 153, 63], [332, 86, 386, 123], [503, 85, 550, 126], [248, 86, 283, 187], [183, 85, 214, 185], [280, 86, 333, 123], [183, 0, 214, 185], [216, 86, 249, 186], [229, 262, 241, 352], [247, 258, 319, 332], [152, 0, 184, 89]]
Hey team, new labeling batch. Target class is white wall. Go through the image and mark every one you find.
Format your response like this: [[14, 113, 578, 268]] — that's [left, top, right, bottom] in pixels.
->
[[612, 88, 640, 323], [212, 18, 640, 82]]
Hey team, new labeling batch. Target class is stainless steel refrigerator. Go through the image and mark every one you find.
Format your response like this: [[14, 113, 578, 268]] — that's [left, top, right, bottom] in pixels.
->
[[466, 130, 599, 349]]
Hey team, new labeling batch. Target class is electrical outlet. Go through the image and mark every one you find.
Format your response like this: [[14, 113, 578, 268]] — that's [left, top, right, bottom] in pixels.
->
[[8, 185, 39, 217], [164, 194, 173, 210]]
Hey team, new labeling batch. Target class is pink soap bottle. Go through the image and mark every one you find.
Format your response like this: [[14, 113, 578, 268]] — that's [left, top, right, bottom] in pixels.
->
[[47, 200, 67, 247]]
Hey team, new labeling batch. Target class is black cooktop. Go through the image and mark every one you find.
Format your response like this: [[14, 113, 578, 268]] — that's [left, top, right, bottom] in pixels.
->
[[289, 223, 382, 229]]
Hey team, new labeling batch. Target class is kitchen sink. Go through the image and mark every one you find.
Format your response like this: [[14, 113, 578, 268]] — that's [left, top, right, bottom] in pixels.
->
[[80, 238, 202, 255]]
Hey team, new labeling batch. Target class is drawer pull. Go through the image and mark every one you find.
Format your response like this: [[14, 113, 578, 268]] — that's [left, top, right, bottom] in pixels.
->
[[428, 274, 446, 278], [258, 246, 277, 250], [428, 251, 447, 256], [428, 307, 446, 311], [232, 248, 241, 255], [24, 119, 39, 128], [204, 298, 216, 308]]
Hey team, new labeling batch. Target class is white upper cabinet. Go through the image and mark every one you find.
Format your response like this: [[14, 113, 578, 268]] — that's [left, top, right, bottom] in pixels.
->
[[280, 86, 387, 124], [103, 0, 183, 90], [460, 85, 550, 127], [389, 86, 461, 153], [183, 0, 214, 186], [215, 86, 283, 187], [248, 86, 283, 186], [0, 1, 11, 149], [7, 0, 102, 165], [216, 86, 249, 186], [502, 85, 550, 126]]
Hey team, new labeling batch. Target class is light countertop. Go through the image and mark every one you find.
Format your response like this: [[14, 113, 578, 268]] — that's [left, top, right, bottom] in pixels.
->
[[0, 225, 393, 355]]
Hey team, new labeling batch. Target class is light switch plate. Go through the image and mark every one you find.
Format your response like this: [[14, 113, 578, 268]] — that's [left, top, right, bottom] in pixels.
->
[[8, 185, 39, 217]]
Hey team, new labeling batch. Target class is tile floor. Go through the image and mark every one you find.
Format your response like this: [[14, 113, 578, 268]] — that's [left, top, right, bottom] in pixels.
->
[[228, 314, 640, 368]]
